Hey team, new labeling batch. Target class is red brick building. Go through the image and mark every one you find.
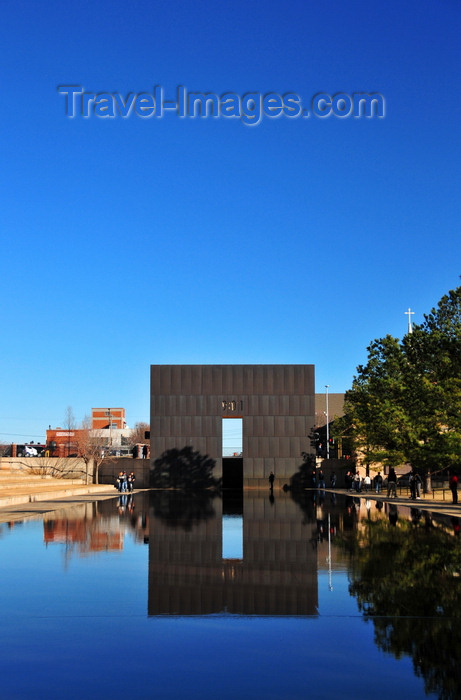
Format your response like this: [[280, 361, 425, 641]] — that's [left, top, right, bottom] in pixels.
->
[[46, 407, 130, 457], [91, 408, 126, 430], [45, 428, 81, 457]]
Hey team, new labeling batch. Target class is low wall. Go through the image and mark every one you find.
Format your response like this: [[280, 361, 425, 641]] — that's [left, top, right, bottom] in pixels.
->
[[0, 455, 351, 491], [0, 456, 91, 480], [98, 457, 151, 488], [0, 456, 152, 488]]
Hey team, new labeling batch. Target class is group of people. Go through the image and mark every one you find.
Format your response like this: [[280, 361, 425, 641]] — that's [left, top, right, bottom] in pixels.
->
[[386, 468, 422, 499], [310, 469, 337, 489], [267, 467, 460, 505], [116, 470, 136, 492], [345, 471, 374, 493]]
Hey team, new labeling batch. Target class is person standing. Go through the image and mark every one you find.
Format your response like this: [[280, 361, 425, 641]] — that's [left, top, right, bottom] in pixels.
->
[[387, 468, 397, 498], [414, 471, 422, 499], [128, 472, 136, 492], [330, 472, 336, 488], [354, 473, 361, 493], [269, 471, 275, 491], [345, 471, 354, 491], [363, 474, 371, 493], [409, 471, 416, 500], [449, 470, 459, 504], [374, 472, 383, 494], [318, 470, 325, 489], [117, 470, 125, 492]]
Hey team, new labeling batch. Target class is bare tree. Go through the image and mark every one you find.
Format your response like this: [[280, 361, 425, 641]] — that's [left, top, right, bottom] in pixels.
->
[[0, 443, 11, 457], [130, 421, 150, 447], [74, 416, 109, 484], [63, 406, 77, 456], [64, 406, 76, 427], [14, 455, 82, 478]]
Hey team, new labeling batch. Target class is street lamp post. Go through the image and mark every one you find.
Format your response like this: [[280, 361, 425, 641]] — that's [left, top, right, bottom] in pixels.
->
[[325, 385, 330, 459], [108, 409, 113, 449]]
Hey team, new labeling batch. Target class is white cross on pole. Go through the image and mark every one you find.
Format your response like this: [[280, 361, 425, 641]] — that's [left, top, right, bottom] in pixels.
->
[[325, 385, 330, 459], [404, 308, 414, 334]]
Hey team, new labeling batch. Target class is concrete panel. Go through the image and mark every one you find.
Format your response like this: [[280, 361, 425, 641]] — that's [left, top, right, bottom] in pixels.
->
[[243, 366, 254, 394], [211, 366, 223, 394], [244, 415, 253, 436], [262, 366, 274, 395], [279, 436, 291, 456], [159, 366, 171, 395], [170, 416, 180, 437], [178, 366, 190, 395], [190, 366, 203, 394], [263, 415, 275, 436], [170, 366, 180, 394], [260, 395, 270, 416], [284, 365, 295, 395], [252, 415, 264, 436], [294, 415, 306, 437]]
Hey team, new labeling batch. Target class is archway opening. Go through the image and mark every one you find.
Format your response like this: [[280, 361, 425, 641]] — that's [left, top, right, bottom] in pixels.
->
[[222, 457, 243, 489], [222, 417, 243, 489]]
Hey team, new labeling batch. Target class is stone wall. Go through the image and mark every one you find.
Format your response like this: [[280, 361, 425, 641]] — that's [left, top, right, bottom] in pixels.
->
[[0, 456, 91, 480], [98, 457, 151, 488]]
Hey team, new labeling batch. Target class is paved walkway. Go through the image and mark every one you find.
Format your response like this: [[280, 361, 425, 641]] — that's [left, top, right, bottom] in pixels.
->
[[329, 487, 461, 518], [1, 472, 460, 523], [0, 472, 120, 523]]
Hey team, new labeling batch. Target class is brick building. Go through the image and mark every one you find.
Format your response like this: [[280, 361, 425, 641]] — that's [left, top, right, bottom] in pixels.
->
[[45, 408, 130, 457], [45, 428, 81, 457], [91, 408, 126, 430]]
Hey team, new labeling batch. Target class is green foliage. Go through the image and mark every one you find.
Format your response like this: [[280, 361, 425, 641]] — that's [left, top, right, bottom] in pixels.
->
[[151, 445, 221, 491], [345, 283, 461, 472], [340, 515, 461, 699]]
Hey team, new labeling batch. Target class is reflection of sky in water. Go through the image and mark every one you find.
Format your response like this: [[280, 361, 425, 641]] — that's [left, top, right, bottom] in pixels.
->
[[0, 494, 441, 700], [222, 515, 243, 559]]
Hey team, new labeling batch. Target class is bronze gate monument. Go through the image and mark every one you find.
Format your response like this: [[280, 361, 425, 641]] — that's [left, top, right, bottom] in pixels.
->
[[150, 364, 315, 488]]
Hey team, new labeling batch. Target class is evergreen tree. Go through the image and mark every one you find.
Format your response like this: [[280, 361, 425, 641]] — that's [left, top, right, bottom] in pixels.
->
[[344, 335, 410, 470], [345, 283, 461, 474], [404, 285, 461, 472]]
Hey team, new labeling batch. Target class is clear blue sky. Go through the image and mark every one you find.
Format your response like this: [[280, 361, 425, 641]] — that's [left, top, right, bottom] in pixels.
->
[[1, 0, 460, 443]]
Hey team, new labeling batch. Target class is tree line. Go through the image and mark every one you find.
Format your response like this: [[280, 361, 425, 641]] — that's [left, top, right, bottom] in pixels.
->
[[335, 283, 461, 477]]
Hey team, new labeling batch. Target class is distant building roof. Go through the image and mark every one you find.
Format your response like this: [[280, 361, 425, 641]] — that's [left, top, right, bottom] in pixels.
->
[[314, 393, 345, 427]]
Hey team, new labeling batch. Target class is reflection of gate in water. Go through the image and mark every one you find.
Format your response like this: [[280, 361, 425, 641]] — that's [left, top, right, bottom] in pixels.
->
[[147, 492, 318, 616]]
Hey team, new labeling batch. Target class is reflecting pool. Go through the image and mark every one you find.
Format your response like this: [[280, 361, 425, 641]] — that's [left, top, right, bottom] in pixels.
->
[[1, 490, 460, 699]]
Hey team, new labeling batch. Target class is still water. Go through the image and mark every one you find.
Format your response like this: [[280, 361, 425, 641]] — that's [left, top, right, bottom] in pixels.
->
[[1, 490, 459, 700]]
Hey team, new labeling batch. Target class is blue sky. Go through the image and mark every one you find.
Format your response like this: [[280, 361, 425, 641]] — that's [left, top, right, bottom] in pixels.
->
[[1, 0, 460, 442]]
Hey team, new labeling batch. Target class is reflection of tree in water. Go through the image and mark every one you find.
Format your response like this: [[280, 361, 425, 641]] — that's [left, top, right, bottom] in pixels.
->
[[150, 446, 221, 491], [290, 488, 317, 526], [288, 454, 317, 524], [340, 514, 461, 700], [290, 452, 315, 491], [149, 491, 217, 531]]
